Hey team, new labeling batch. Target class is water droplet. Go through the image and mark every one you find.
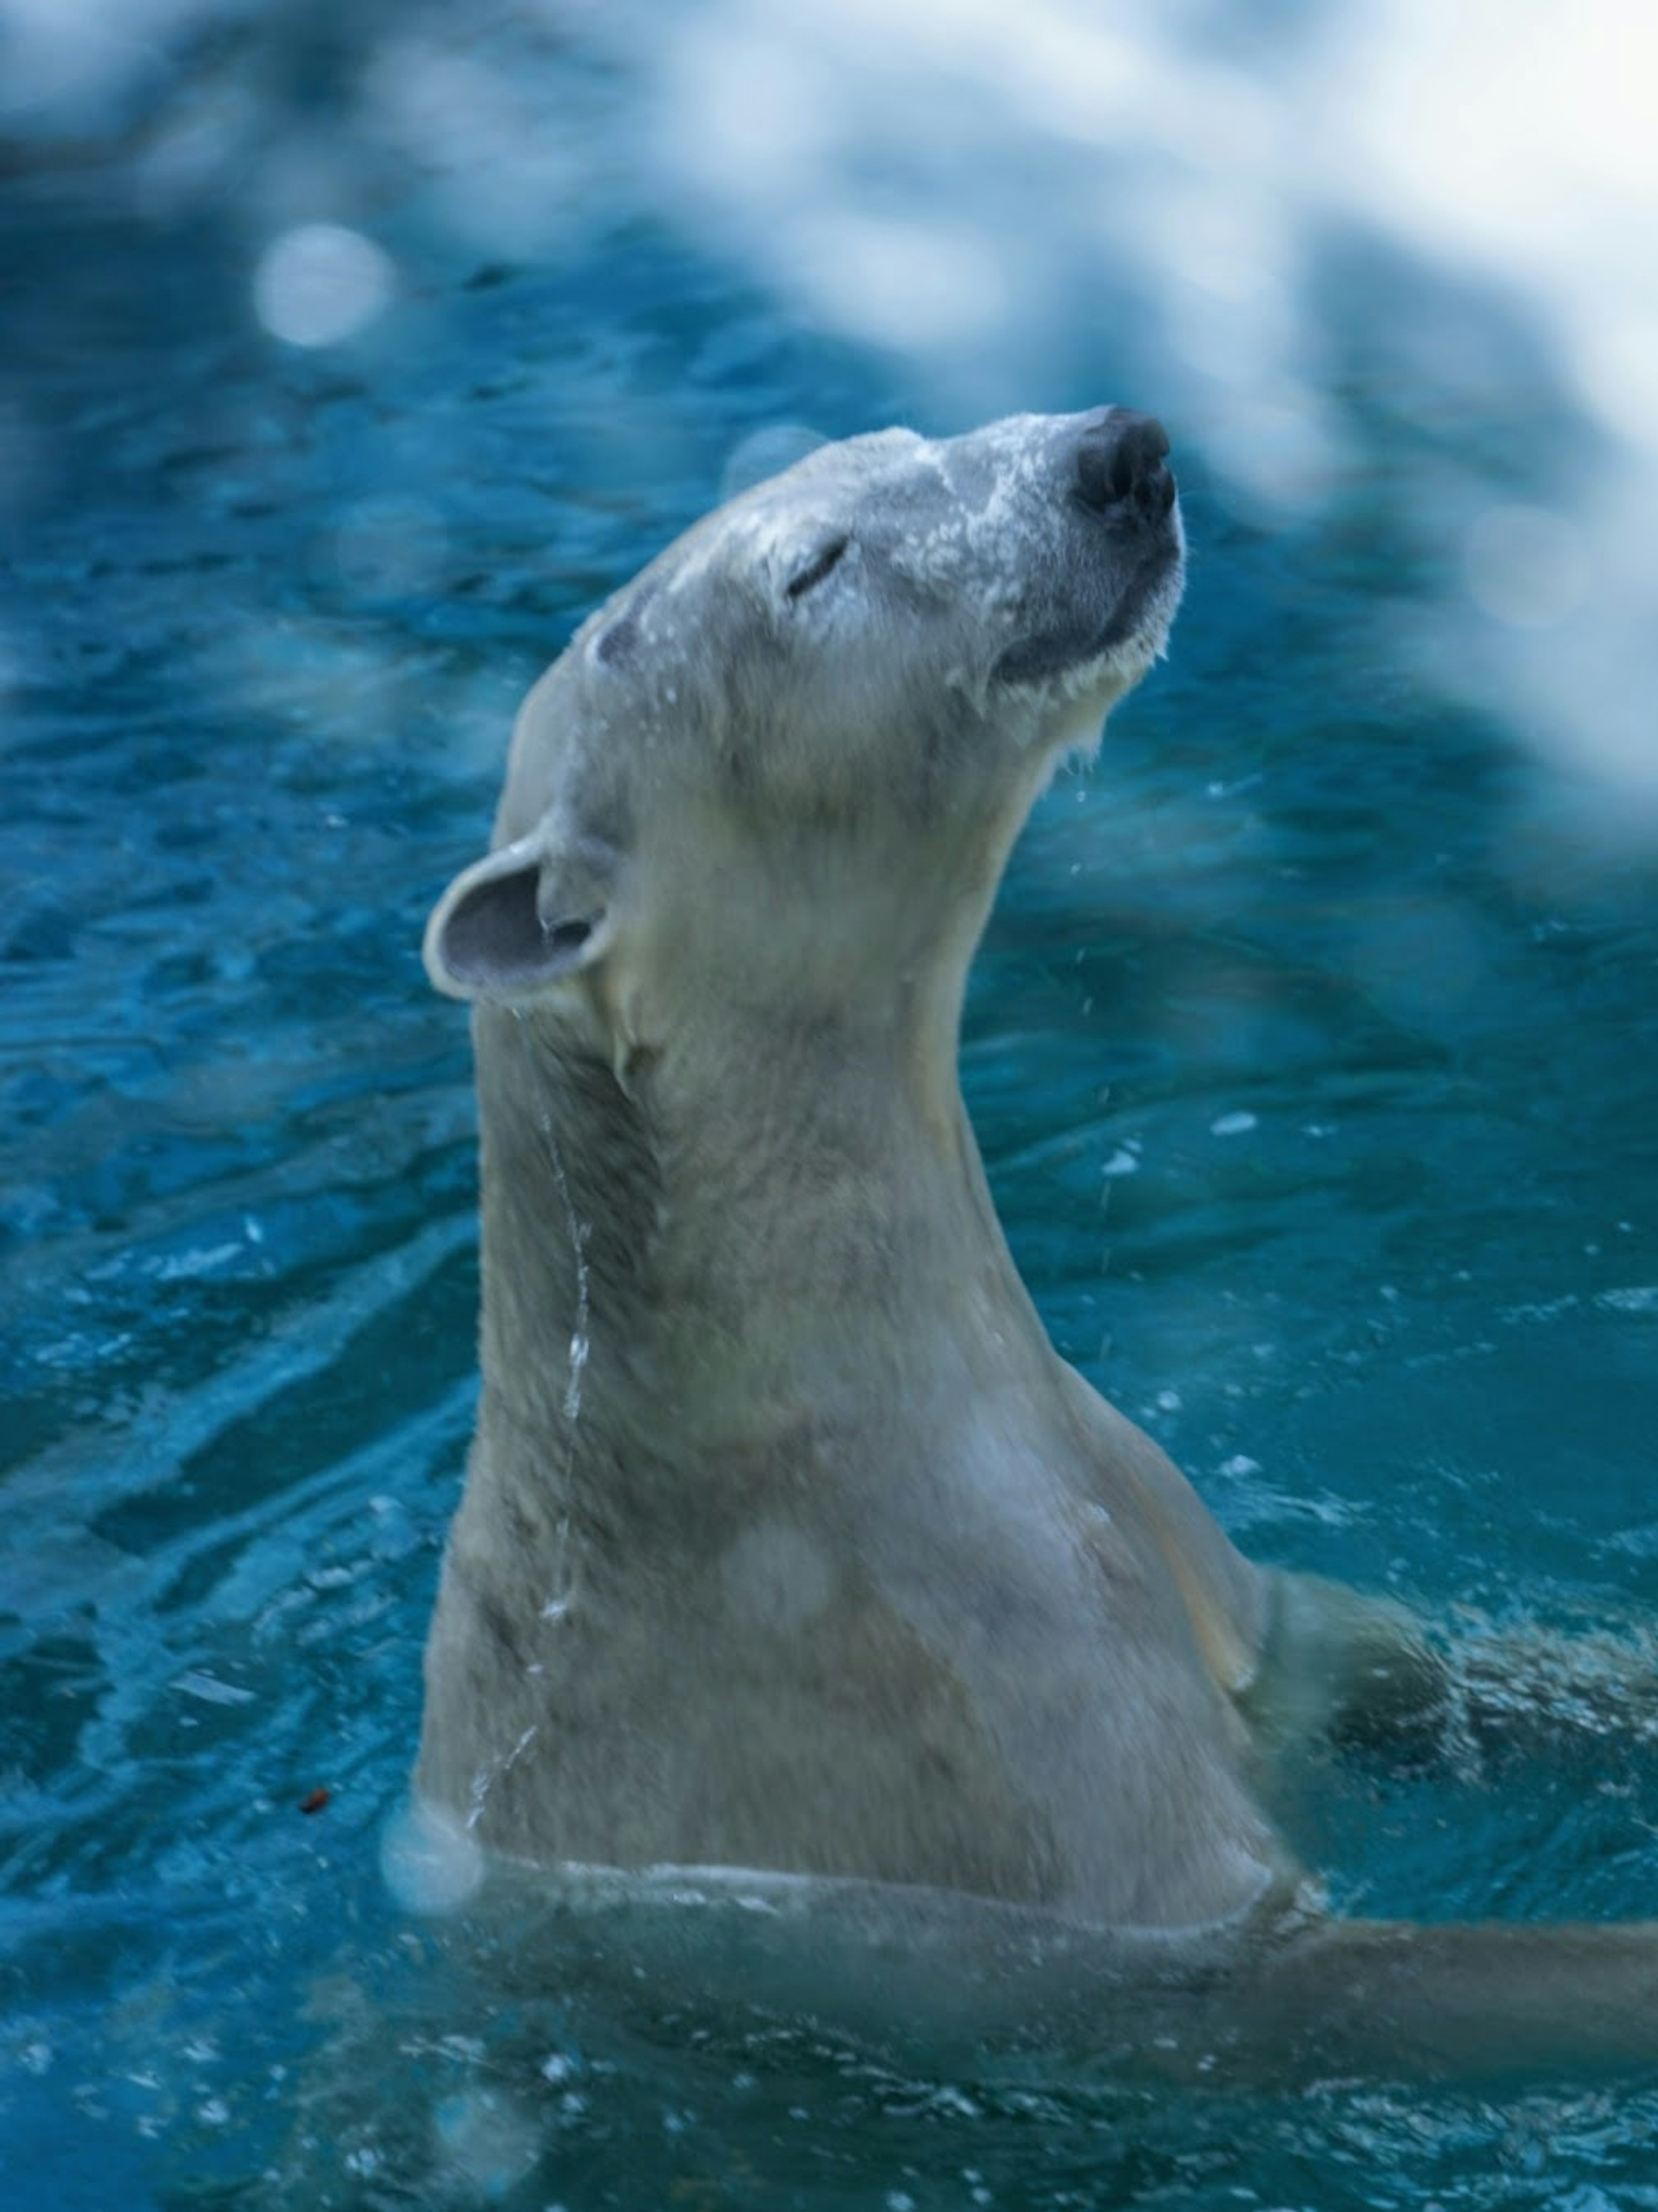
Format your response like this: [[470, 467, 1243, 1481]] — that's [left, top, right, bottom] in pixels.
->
[[1210, 1111, 1257, 1137]]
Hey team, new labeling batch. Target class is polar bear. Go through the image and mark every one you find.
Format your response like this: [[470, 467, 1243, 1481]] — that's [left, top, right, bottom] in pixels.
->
[[416, 409, 1658, 2065]]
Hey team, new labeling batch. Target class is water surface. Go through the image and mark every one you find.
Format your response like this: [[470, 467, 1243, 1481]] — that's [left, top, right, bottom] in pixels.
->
[[3, 6, 1658, 2206]]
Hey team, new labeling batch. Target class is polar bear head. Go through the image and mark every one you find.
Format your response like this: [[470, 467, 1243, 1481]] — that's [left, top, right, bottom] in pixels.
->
[[424, 408, 1182, 1048]]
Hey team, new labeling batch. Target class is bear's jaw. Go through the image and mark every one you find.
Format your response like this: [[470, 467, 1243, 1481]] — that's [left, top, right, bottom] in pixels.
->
[[988, 505, 1185, 715]]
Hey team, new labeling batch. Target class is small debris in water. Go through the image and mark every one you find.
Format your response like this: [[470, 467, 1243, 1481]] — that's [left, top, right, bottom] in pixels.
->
[[298, 1786, 332, 1815]]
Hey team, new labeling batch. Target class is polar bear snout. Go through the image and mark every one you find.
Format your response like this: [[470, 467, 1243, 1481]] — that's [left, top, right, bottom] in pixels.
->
[[1072, 408, 1176, 523], [981, 408, 1184, 695]]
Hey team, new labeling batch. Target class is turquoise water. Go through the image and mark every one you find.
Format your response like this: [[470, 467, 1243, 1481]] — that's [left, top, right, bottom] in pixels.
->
[[3, 6, 1658, 2206]]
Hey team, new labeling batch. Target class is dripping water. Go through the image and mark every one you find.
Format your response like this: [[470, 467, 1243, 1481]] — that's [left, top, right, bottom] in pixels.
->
[[513, 1006, 593, 1428], [465, 1723, 539, 1833], [458, 1012, 595, 1822]]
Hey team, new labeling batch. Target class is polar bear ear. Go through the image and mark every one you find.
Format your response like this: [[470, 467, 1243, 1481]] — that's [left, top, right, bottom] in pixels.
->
[[423, 828, 615, 1003]]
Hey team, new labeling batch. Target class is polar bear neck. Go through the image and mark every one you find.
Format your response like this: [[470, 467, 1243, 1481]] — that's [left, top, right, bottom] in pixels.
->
[[467, 934, 1058, 1499]]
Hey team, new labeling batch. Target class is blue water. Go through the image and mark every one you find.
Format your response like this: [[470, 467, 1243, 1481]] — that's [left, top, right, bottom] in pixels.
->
[[3, 5, 1658, 2206]]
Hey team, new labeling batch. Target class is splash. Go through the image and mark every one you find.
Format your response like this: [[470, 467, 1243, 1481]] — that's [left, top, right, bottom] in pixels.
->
[[380, 1797, 486, 1915]]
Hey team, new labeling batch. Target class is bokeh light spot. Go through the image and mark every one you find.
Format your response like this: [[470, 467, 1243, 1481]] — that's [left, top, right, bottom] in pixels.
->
[[335, 495, 449, 601], [380, 1798, 484, 1915], [434, 2088, 542, 2198], [720, 424, 828, 503], [1463, 505, 1591, 630], [795, 214, 1007, 350], [253, 222, 396, 348]]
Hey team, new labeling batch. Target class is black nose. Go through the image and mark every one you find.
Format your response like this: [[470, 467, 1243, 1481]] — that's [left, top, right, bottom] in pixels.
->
[[1073, 409, 1175, 520]]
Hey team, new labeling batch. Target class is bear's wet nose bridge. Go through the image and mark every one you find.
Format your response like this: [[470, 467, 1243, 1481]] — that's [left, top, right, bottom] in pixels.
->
[[1072, 408, 1176, 522]]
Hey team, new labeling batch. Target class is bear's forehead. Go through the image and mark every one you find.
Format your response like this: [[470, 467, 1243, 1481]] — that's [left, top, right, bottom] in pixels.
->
[[661, 417, 1061, 599], [741, 414, 1057, 532]]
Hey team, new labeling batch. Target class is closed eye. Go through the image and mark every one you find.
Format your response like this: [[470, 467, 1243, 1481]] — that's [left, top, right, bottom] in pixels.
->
[[785, 535, 850, 601]]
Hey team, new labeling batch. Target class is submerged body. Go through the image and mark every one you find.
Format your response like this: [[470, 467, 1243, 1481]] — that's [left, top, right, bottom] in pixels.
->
[[423, 1010, 1294, 1926], [418, 411, 1658, 2058]]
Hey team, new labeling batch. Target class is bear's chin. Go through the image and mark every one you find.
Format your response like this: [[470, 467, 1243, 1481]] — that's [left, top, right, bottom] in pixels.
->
[[1002, 611, 1177, 756]]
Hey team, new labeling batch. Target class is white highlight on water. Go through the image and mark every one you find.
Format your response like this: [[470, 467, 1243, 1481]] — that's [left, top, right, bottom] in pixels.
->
[[1211, 1111, 1258, 1137], [253, 222, 395, 348]]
